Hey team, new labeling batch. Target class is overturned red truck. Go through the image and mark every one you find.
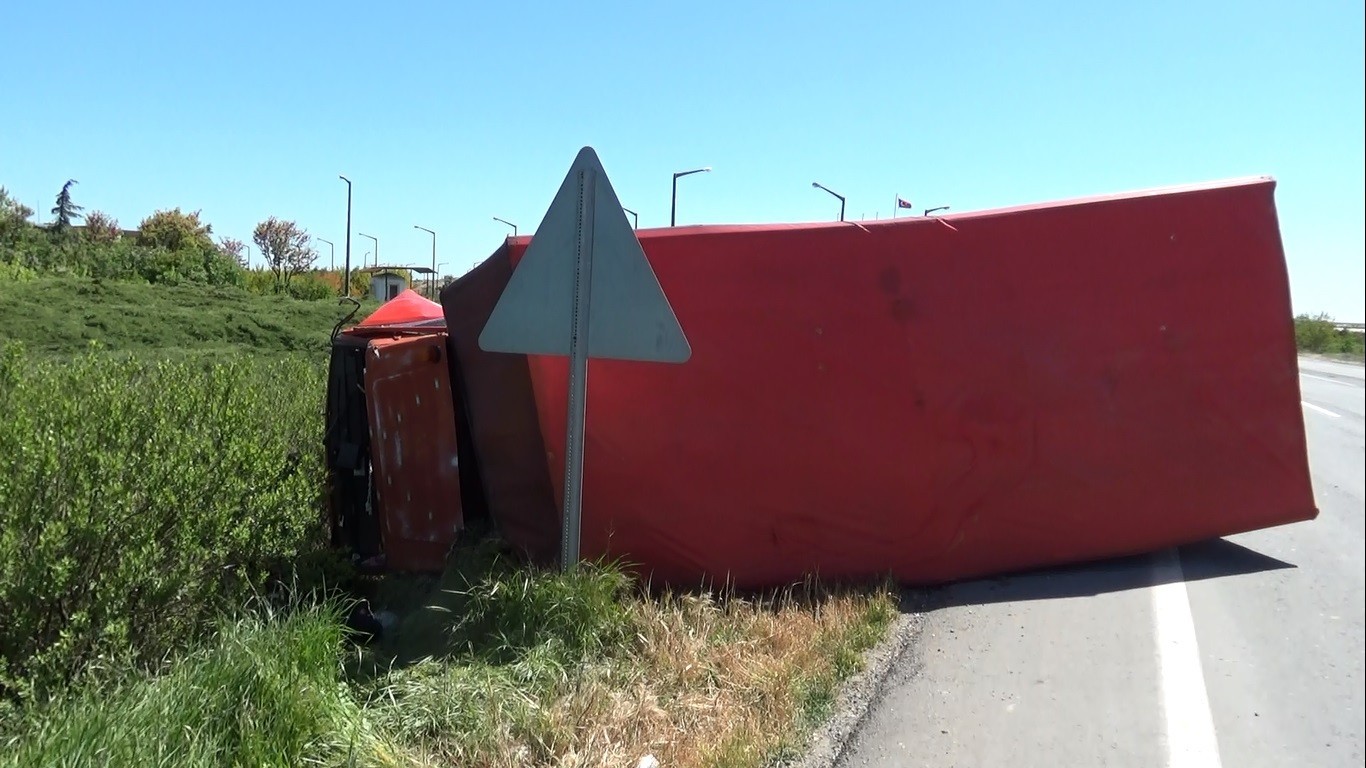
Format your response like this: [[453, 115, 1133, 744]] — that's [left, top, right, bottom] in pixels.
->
[[326, 176, 1317, 588]]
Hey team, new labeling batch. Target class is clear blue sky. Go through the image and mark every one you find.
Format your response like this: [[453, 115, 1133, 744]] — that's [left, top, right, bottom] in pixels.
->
[[2, 0, 1362, 318]]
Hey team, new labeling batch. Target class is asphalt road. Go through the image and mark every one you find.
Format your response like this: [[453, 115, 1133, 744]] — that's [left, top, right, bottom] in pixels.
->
[[837, 356, 1365, 768]]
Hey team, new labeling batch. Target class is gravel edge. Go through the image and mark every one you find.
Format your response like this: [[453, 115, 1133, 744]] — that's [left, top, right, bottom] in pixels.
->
[[781, 598, 927, 768]]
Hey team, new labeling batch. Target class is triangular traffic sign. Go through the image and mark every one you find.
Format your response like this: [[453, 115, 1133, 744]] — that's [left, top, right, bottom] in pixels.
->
[[479, 147, 691, 363]]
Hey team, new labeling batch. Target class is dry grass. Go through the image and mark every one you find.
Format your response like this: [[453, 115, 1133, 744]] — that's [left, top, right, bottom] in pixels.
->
[[361, 559, 898, 768]]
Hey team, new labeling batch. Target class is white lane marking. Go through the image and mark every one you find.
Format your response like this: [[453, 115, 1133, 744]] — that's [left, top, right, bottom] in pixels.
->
[[1301, 401, 1341, 418], [1300, 372, 1356, 386], [1153, 548, 1223, 768]]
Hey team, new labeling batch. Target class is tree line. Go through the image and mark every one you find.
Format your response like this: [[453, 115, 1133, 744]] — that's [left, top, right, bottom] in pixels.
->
[[1, 180, 346, 297]]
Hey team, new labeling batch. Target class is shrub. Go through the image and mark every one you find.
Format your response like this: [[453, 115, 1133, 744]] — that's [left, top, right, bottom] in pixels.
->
[[287, 272, 335, 301], [0, 344, 330, 702], [1294, 313, 1337, 352], [135, 208, 213, 254], [80, 212, 120, 244], [0, 262, 35, 282], [244, 267, 277, 295], [1295, 313, 1364, 358]]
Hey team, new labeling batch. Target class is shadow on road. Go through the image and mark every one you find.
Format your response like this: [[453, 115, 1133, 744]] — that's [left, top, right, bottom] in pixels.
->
[[905, 537, 1295, 611]]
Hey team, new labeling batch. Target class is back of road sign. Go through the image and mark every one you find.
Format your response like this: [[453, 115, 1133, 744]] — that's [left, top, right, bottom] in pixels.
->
[[478, 147, 691, 364]]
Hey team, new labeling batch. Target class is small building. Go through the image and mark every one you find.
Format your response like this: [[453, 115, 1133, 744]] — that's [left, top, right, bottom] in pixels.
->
[[370, 270, 408, 302]]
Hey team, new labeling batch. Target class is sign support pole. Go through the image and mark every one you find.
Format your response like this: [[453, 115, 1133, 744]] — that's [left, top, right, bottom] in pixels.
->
[[479, 147, 690, 571], [561, 167, 596, 571]]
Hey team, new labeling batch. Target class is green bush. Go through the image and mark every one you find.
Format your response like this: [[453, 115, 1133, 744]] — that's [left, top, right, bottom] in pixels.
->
[[0, 344, 330, 703], [243, 267, 276, 295], [1294, 313, 1336, 352], [1294, 313, 1364, 358], [0, 262, 35, 282], [287, 272, 334, 301]]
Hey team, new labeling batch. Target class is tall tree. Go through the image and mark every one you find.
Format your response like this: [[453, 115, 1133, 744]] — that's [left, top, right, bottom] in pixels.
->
[[50, 179, 83, 233], [0, 187, 34, 243], [253, 217, 316, 292], [0, 187, 34, 223]]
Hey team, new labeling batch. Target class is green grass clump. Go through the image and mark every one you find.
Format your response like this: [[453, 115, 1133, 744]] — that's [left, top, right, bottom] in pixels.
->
[[446, 556, 635, 664], [0, 605, 386, 768], [0, 343, 333, 702]]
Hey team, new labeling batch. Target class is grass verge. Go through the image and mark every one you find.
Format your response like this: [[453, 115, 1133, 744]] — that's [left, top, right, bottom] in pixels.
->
[[2, 540, 897, 768], [358, 543, 897, 767], [1, 604, 386, 768], [0, 276, 378, 359]]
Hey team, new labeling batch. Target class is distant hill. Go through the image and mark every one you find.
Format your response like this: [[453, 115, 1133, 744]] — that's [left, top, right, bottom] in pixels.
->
[[0, 277, 380, 358]]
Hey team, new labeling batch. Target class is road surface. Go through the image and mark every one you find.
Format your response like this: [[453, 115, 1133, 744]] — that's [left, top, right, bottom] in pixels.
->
[[838, 356, 1364, 767]]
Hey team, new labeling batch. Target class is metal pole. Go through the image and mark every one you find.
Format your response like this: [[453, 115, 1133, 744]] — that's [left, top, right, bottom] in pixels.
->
[[670, 167, 711, 227], [339, 176, 352, 296], [415, 225, 436, 296], [561, 165, 596, 571], [359, 233, 377, 268], [318, 238, 334, 270], [493, 217, 518, 237], [812, 182, 846, 222], [670, 175, 678, 227], [622, 207, 638, 229]]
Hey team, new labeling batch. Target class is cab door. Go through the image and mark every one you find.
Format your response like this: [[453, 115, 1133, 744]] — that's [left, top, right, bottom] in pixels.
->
[[364, 333, 463, 571]]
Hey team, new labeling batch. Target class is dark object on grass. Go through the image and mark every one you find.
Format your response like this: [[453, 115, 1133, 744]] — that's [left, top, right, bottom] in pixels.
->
[[345, 599, 384, 643]]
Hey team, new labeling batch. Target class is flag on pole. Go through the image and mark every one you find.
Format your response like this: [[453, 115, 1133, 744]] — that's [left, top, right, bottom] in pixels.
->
[[897, 197, 913, 209]]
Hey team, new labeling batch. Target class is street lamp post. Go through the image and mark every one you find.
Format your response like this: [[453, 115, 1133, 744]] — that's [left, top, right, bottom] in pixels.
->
[[317, 238, 334, 270], [923, 206, 950, 216], [622, 207, 638, 229], [811, 182, 846, 222], [671, 166, 711, 226], [492, 217, 517, 237], [414, 225, 436, 295], [338, 175, 352, 296], [358, 233, 377, 268]]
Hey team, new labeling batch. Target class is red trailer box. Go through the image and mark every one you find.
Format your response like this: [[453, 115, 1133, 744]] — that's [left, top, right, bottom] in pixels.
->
[[441, 177, 1316, 588]]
